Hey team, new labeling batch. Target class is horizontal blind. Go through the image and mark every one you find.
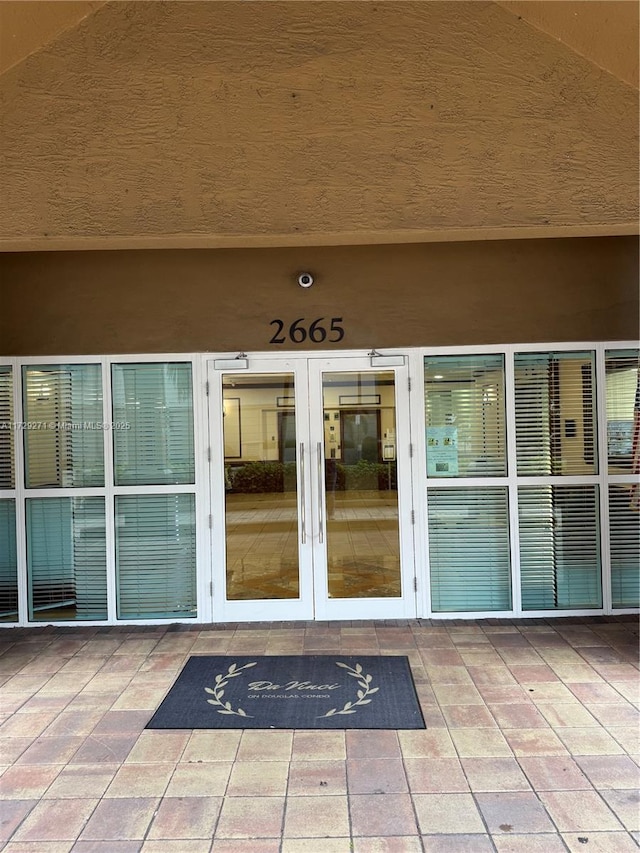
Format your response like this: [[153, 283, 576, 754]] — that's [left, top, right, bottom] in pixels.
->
[[112, 363, 195, 486], [609, 485, 640, 608], [519, 485, 601, 610], [428, 488, 511, 611], [515, 351, 597, 476], [0, 499, 18, 621], [0, 367, 14, 488], [605, 349, 639, 474], [424, 354, 506, 477], [72, 498, 109, 619], [26, 497, 107, 620], [23, 365, 104, 488], [115, 494, 196, 619]]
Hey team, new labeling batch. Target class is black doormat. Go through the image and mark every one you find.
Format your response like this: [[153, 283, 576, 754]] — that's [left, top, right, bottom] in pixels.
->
[[146, 655, 425, 730]]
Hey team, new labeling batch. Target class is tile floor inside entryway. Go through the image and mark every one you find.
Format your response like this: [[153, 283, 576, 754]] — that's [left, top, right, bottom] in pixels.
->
[[0, 617, 638, 852]]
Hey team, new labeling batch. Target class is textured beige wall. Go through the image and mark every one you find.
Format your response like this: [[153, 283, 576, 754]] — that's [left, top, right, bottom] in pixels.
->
[[0, 1, 637, 250], [1, 237, 637, 356]]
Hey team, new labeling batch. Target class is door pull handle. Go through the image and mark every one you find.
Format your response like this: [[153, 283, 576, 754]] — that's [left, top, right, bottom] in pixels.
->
[[317, 441, 324, 544], [300, 442, 306, 544]]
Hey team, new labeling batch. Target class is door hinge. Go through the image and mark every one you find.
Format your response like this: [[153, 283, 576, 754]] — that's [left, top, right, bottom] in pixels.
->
[[207, 447, 211, 462], [409, 443, 413, 458], [413, 577, 418, 592], [408, 377, 412, 392], [411, 509, 415, 525], [205, 381, 210, 396], [209, 581, 214, 596], [208, 514, 213, 529]]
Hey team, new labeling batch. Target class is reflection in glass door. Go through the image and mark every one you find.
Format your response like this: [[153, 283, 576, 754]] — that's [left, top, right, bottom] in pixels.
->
[[322, 371, 402, 600], [223, 373, 301, 602]]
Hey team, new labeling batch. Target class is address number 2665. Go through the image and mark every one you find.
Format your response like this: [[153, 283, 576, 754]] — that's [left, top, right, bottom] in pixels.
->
[[269, 317, 345, 344]]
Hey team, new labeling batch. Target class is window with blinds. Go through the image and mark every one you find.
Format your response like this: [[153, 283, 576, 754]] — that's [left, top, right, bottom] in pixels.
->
[[115, 494, 196, 619], [605, 349, 639, 475], [424, 354, 506, 477], [0, 500, 18, 622], [428, 488, 511, 611], [0, 367, 14, 489], [23, 365, 104, 488], [26, 497, 107, 620], [519, 485, 601, 610], [514, 351, 597, 476], [112, 363, 195, 486], [609, 485, 640, 608]]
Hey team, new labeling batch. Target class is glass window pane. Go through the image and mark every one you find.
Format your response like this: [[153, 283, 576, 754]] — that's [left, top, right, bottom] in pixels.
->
[[0, 499, 18, 622], [112, 363, 195, 486], [26, 497, 107, 621], [116, 494, 196, 619], [424, 355, 506, 477], [428, 488, 511, 611], [23, 364, 104, 488], [0, 366, 14, 488], [515, 351, 597, 476], [519, 485, 601, 610], [605, 349, 639, 475], [609, 485, 640, 608]]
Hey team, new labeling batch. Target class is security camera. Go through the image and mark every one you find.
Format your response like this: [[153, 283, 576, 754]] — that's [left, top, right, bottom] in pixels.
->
[[297, 272, 314, 288]]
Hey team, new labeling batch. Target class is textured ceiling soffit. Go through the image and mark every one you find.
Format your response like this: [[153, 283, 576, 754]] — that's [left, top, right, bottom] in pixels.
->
[[0, 0, 638, 86], [0, 1, 637, 250]]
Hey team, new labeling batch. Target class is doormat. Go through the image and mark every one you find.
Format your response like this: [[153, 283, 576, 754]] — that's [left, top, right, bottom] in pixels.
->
[[146, 655, 425, 730]]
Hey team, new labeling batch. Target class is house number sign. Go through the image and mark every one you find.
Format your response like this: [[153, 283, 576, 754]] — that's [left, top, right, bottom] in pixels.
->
[[269, 317, 345, 345]]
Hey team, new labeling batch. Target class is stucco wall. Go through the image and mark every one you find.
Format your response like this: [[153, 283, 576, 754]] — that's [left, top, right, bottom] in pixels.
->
[[1, 237, 636, 356], [0, 1, 637, 250]]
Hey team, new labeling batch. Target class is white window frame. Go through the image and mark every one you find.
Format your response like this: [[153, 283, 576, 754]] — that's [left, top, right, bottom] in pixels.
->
[[410, 341, 639, 620], [0, 341, 638, 626], [0, 353, 206, 626]]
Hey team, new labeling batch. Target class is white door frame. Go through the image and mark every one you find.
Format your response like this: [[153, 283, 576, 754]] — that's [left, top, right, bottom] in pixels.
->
[[206, 350, 417, 622], [307, 354, 416, 620], [207, 355, 313, 622]]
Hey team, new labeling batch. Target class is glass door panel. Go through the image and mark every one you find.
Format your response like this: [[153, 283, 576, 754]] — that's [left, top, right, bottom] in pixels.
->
[[209, 354, 415, 622], [322, 371, 402, 599], [222, 373, 301, 601]]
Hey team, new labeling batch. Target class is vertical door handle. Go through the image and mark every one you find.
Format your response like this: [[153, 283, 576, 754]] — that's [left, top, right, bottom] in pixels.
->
[[317, 441, 324, 544], [299, 442, 306, 544]]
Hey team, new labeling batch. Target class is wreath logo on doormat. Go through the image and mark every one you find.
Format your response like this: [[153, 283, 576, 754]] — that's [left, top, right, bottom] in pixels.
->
[[205, 661, 256, 718], [317, 661, 378, 718]]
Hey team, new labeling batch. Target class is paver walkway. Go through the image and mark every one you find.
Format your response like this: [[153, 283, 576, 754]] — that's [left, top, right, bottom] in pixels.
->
[[0, 616, 638, 852]]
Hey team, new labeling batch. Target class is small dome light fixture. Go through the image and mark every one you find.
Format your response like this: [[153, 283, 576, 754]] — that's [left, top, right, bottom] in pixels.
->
[[297, 272, 314, 288]]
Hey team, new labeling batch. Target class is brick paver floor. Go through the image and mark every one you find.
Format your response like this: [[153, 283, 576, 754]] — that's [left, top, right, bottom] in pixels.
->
[[0, 616, 638, 852]]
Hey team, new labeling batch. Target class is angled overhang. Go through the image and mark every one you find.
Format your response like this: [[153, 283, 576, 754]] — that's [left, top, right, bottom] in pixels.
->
[[0, 0, 638, 251], [0, 1, 106, 75], [497, 0, 639, 88]]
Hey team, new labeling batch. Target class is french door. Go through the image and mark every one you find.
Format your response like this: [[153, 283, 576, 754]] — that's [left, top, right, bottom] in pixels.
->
[[207, 353, 416, 621]]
